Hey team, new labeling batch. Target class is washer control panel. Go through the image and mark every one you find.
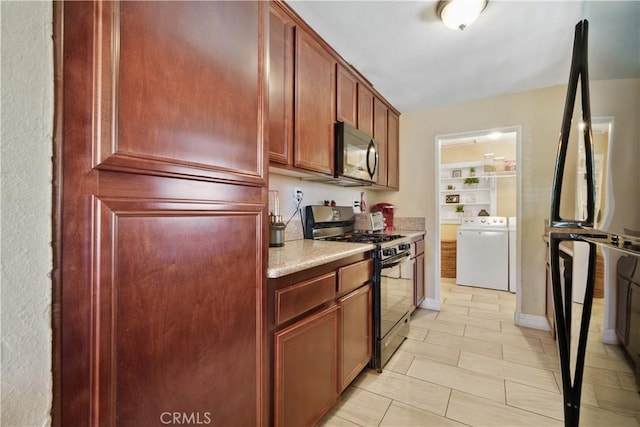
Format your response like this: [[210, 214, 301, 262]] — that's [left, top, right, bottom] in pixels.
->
[[460, 216, 507, 228]]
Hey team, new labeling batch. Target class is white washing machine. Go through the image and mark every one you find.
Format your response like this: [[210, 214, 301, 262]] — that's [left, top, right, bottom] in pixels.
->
[[456, 216, 509, 291]]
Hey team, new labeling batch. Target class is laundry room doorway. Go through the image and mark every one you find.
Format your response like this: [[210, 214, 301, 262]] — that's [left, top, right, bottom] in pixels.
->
[[434, 126, 522, 311]]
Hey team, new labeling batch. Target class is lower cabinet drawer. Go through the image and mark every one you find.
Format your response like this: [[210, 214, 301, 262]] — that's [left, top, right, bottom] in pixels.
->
[[275, 272, 336, 325], [338, 259, 373, 294]]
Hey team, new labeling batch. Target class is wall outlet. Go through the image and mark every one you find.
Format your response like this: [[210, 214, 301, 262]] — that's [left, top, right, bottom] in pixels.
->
[[293, 187, 303, 204]]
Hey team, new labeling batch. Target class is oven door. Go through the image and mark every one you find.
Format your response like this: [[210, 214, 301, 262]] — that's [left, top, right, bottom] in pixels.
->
[[380, 253, 414, 338], [374, 253, 415, 372]]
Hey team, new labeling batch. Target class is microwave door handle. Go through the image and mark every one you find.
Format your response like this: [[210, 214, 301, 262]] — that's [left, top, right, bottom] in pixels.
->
[[366, 139, 378, 179]]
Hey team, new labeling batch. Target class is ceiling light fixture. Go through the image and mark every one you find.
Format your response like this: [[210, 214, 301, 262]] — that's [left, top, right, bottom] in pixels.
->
[[436, 0, 488, 31]]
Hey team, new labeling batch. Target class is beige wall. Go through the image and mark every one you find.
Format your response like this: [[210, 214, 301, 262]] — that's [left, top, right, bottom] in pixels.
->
[[440, 138, 516, 164], [371, 79, 640, 319], [1, 2, 53, 425]]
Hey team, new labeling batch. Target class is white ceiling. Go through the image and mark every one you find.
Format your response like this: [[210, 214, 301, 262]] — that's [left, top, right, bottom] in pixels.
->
[[287, 0, 640, 113]]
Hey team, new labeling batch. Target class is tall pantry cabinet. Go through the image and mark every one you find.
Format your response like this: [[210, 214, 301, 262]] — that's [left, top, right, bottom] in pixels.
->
[[53, 2, 268, 426]]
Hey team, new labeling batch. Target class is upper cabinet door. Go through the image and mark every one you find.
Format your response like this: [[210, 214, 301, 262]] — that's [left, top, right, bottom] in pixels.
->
[[387, 111, 400, 190], [294, 28, 336, 175], [357, 85, 374, 137], [269, 3, 294, 165], [93, 1, 266, 186], [373, 97, 388, 186], [336, 65, 357, 128]]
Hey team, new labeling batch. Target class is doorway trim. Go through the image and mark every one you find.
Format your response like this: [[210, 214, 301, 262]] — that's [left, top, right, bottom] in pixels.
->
[[433, 125, 523, 313]]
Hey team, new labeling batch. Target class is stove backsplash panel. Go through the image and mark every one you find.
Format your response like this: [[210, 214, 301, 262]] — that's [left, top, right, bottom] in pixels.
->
[[393, 217, 426, 231]]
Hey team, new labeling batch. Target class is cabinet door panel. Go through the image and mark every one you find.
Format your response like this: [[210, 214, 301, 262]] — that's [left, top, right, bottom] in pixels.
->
[[357, 85, 374, 137], [269, 4, 294, 165], [336, 65, 357, 127], [617, 278, 631, 345], [387, 111, 400, 190], [58, 2, 267, 425], [274, 304, 339, 427], [294, 28, 335, 174], [373, 98, 388, 186], [92, 200, 263, 425], [628, 284, 640, 375], [93, 1, 266, 185], [339, 285, 372, 391]]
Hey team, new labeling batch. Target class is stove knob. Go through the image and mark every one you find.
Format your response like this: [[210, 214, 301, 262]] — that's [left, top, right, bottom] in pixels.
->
[[383, 248, 396, 257], [611, 235, 619, 245], [399, 243, 410, 251]]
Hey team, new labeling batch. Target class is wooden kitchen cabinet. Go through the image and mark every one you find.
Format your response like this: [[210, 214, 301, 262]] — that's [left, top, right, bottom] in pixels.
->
[[357, 85, 374, 137], [413, 238, 425, 308], [268, 252, 373, 426], [629, 283, 640, 385], [616, 255, 636, 344], [544, 242, 573, 341], [274, 304, 340, 427], [338, 284, 372, 391], [294, 26, 336, 175], [616, 255, 640, 386], [55, 2, 268, 426], [268, 1, 402, 190], [546, 261, 557, 340], [387, 111, 400, 190], [269, 2, 295, 165], [373, 97, 388, 187], [336, 65, 358, 128]]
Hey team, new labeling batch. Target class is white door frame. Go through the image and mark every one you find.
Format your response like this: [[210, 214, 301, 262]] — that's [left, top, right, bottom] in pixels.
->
[[433, 126, 523, 312]]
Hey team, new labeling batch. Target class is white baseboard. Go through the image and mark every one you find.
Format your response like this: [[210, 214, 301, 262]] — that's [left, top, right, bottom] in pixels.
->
[[601, 328, 619, 345], [514, 312, 551, 331], [420, 298, 441, 311]]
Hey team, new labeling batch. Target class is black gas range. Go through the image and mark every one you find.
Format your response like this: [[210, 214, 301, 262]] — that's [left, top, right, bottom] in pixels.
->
[[304, 205, 413, 371]]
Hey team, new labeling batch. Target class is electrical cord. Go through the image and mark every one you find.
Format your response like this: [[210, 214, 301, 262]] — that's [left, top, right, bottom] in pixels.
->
[[285, 198, 302, 227]]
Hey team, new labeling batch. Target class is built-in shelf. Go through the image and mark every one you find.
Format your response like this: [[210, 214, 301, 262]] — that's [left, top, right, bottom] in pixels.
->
[[441, 202, 491, 206], [440, 161, 498, 222]]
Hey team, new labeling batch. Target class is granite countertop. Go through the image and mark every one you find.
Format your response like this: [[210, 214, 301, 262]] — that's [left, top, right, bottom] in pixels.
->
[[267, 230, 426, 279], [267, 240, 374, 278], [393, 230, 426, 241]]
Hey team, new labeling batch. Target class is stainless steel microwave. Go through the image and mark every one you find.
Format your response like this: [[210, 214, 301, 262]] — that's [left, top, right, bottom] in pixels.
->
[[335, 121, 379, 184]]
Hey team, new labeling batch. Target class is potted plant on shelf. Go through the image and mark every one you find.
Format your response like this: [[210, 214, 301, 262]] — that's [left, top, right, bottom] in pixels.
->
[[455, 204, 464, 218], [469, 167, 476, 177], [464, 177, 480, 189]]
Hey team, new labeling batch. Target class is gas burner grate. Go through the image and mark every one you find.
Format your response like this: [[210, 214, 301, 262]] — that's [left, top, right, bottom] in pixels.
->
[[323, 234, 404, 244]]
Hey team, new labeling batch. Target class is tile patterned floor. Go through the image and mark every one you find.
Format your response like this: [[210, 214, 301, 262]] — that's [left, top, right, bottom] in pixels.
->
[[319, 278, 640, 426]]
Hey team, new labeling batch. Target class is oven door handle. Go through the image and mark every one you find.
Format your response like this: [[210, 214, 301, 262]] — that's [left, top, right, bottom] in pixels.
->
[[381, 252, 410, 268]]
